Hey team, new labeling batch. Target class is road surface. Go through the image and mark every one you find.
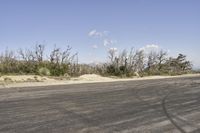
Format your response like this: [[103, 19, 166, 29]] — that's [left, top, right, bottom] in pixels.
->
[[0, 76, 200, 133]]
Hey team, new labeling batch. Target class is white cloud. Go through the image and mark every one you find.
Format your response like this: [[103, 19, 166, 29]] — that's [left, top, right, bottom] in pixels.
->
[[108, 47, 118, 57], [92, 44, 98, 49], [139, 44, 160, 53], [103, 39, 116, 47], [103, 39, 110, 46], [88, 29, 110, 38], [88, 30, 103, 37], [146, 44, 159, 49], [109, 47, 118, 53]]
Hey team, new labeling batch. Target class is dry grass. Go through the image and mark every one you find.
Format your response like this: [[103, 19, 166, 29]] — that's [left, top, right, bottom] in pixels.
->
[[0, 75, 55, 83]]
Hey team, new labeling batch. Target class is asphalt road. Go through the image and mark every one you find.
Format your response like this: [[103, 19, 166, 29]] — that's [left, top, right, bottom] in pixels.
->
[[0, 76, 200, 133]]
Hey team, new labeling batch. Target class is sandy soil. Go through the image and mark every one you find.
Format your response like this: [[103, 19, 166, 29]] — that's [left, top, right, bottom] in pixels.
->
[[0, 74, 199, 88]]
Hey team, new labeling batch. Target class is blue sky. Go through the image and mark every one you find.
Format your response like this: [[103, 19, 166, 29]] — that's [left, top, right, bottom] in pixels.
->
[[0, 0, 200, 68]]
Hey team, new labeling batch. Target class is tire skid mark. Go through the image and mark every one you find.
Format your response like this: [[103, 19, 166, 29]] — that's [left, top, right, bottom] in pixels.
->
[[158, 85, 199, 132], [162, 93, 186, 133], [134, 82, 192, 133], [170, 114, 200, 130]]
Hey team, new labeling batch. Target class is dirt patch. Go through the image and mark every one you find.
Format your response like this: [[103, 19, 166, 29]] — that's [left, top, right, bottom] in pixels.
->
[[73, 74, 113, 81], [0, 74, 199, 89]]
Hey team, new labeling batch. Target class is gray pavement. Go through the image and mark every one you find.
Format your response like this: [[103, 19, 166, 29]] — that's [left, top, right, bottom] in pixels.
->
[[0, 76, 200, 133]]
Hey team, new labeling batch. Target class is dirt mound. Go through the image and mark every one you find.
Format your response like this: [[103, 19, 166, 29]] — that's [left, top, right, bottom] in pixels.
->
[[77, 74, 112, 81]]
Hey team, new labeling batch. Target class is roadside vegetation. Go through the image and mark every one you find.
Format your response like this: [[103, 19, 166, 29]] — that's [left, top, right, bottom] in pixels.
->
[[0, 44, 193, 78], [104, 48, 192, 77]]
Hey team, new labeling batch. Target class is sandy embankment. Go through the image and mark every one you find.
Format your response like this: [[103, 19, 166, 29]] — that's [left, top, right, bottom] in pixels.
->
[[0, 74, 199, 88]]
